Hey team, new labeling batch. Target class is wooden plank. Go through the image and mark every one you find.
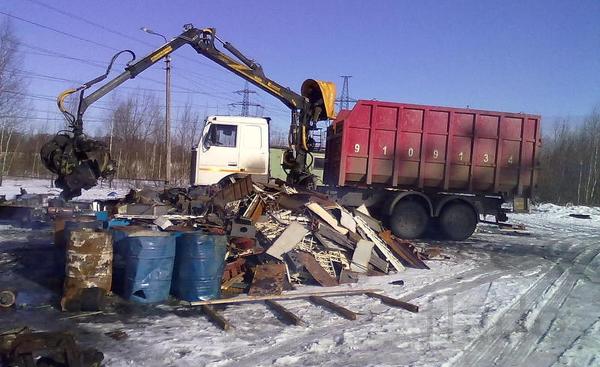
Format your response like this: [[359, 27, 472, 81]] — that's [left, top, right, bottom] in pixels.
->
[[351, 239, 374, 273], [306, 202, 349, 235], [265, 300, 304, 326], [339, 207, 356, 233], [309, 296, 357, 320], [365, 292, 419, 313], [379, 230, 429, 270], [266, 222, 309, 260], [189, 288, 382, 306], [369, 250, 390, 273], [355, 216, 405, 272], [316, 223, 355, 251], [248, 263, 287, 296], [339, 269, 360, 284], [295, 252, 338, 287], [201, 305, 232, 331], [353, 209, 383, 233]]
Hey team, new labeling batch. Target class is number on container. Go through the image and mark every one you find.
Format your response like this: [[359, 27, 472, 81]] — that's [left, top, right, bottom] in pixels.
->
[[458, 152, 464, 161], [508, 155, 513, 164], [382, 146, 387, 156], [483, 153, 490, 163], [354, 144, 360, 153], [433, 150, 439, 159], [408, 147, 414, 157]]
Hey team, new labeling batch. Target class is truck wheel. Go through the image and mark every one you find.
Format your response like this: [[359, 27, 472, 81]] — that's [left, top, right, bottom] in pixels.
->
[[439, 202, 477, 241], [390, 200, 429, 239]]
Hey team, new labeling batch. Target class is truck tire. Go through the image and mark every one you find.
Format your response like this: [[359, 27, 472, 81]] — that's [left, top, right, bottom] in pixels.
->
[[439, 202, 477, 241], [390, 200, 429, 239]]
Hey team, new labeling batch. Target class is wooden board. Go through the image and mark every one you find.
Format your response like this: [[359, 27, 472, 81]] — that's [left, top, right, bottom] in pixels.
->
[[248, 263, 287, 296], [306, 202, 349, 235], [295, 252, 338, 287], [265, 300, 304, 326], [309, 296, 357, 320], [350, 239, 374, 273], [365, 292, 419, 313], [201, 305, 232, 331], [355, 216, 405, 272], [189, 288, 382, 306], [379, 230, 429, 269], [266, 222, 309, 260]]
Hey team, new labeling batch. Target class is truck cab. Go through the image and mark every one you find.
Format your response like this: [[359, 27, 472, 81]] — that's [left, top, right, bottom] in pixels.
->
[[190, 115, 270, 186]]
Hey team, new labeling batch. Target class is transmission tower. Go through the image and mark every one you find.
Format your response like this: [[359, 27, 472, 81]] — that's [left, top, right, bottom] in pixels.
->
[[335, 75, 357, 112], [230, 82, 263, 116]]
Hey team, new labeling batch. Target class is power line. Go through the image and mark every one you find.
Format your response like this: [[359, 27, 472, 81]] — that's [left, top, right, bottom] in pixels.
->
[[0, 11, 118, 51], [4, 8, 290, 111], [2, 10, 291, 120]]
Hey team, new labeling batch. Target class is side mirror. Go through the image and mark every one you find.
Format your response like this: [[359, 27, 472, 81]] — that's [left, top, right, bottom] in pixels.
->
[[202, 136, 211, 150], [202, 123, 213, 150]]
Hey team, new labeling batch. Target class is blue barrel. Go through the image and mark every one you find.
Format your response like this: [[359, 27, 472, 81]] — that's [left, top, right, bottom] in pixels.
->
[[172, 232, 228, 301], [121, 233, 176, 303], [109, 226, 150, 295]]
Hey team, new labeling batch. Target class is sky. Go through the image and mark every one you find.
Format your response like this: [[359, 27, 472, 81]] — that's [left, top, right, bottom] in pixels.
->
[[1, 0, 599, 136]]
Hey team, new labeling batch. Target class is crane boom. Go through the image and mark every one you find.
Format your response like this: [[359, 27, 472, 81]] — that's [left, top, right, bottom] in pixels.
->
[[41, 24, 336, 199]]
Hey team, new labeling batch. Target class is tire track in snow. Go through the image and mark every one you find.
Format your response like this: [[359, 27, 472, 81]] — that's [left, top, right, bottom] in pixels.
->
[[448, 243, 600, 367]]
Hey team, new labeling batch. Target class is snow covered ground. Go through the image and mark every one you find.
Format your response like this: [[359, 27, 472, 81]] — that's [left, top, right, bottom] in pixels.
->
[[1, 179, 599, 367]]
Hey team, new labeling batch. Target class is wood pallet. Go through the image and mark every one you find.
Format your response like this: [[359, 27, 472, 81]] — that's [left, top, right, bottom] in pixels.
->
[[190, 289, 419, 331]]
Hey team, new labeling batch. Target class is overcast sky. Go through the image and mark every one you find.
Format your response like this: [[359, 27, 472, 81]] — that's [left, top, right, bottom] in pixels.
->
[[2, 0, 599, 134]]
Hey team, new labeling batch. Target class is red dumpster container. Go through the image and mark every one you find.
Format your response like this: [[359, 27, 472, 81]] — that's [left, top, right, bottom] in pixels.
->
[[324, 100, 541, 198]]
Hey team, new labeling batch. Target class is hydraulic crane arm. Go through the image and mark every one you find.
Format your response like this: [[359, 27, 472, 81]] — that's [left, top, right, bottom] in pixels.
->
[[42, 24, 336, 199]]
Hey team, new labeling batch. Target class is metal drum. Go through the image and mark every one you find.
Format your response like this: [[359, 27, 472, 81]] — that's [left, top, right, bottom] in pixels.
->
[[121, 233, 176, 303], [61, 229, 112, 311], [172, 232, 228, 301]]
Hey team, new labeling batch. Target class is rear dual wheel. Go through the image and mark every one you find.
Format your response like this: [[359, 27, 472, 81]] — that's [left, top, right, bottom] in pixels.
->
[[390, 200, 429, 239], [439, 202, 478, 241]]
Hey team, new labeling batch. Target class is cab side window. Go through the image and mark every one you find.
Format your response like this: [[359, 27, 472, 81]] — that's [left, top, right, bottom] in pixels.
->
[[207, 124, 237, 147]]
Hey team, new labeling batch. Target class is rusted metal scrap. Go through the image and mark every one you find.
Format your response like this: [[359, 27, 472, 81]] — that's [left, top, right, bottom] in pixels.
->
[[248, 263, 287, 296], [294, 251, 338, 287], [211, 175, 254, 207], [379, 230, 429, 270], [0, 290, 16, 308], [0, 329, 103, 367]]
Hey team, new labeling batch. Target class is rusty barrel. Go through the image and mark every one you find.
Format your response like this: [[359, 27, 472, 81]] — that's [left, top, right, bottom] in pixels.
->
[[172, 232, 228, 301], [61, 229, 112, 311], [60, 217, 104, 248]]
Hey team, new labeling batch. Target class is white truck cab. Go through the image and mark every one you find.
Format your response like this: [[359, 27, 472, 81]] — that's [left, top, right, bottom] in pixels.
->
[[190, 115, 270, 186]]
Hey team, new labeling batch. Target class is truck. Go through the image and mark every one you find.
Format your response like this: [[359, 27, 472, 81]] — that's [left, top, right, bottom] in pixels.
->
[[41, 24, 541, 241], [189, 103, 541, 240]]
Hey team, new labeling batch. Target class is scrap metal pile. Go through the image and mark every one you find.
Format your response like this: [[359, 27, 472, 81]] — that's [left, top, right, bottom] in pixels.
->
[[171, 176, 435, 297], [0, 176, 445, 340]]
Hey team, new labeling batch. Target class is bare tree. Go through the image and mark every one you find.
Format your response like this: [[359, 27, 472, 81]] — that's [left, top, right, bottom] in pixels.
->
[[0, 20, 28, 185]]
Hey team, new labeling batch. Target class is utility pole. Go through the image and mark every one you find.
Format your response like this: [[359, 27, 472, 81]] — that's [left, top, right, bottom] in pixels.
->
[[335, 75, 357, 112], [141, 26, 171, 184], [230, 82, 262, 116]]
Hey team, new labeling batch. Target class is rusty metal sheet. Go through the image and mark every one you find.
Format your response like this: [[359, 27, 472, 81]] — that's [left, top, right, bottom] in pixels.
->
[[379, 230, 429, 270], [248, 263, 287, 296], [295, 251, 338, 287], [212, 175, 254, 206]]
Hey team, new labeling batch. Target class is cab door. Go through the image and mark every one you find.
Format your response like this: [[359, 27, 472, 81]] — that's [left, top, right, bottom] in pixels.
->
[[238, 123, 268, 176], [195, 122, 240, 184]]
